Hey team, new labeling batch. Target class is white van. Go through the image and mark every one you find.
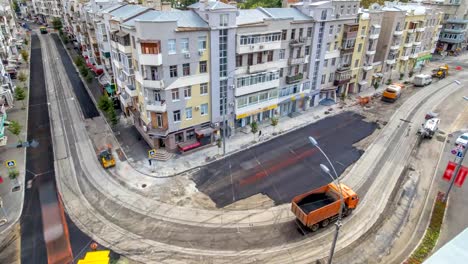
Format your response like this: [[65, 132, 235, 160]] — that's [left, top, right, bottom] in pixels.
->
[[413, 74, 432, 87]]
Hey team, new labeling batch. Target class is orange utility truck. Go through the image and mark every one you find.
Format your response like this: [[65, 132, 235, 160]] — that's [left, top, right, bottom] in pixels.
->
[[291, 183, 359, 232]]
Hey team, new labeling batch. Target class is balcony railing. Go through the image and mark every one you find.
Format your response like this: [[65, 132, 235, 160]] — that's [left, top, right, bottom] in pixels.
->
[[146, 100, 167, 112], [289, 38, 306, 47], [334, 70, 352, 85], [285, 73, 303, 84]]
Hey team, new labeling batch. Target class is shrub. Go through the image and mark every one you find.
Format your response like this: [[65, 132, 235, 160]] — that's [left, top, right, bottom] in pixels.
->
[[8, 169, 19, 180], [14, 86, 27, 108], [18, 72, 27, 83], [85, 74, 93, 83], [20, 50, 28, 62], [74, 56, 85, 67], [7, 120, 22, 142]]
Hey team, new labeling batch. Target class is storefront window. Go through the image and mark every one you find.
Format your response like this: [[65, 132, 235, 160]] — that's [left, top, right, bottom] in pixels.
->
[[175, 132, 184, 143], [186, 129, 195, 140]]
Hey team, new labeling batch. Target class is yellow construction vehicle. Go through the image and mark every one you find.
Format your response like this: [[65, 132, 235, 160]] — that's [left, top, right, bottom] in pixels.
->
[[98, 147, 115, 169], [431, 65, 449, 79]]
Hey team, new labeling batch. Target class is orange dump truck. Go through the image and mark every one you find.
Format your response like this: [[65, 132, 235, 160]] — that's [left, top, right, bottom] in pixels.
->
[[291, 183, 359, 232]]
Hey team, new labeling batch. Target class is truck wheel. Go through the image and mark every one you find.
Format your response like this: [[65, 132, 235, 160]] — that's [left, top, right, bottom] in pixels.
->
[[310, 224, 319, 232], [321, 219, 330, 227], [344, 208, 354, 217]]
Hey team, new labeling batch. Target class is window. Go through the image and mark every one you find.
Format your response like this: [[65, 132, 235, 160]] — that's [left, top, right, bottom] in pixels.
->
[[141, 42, 160, 54], [186, 129, 195, 140], [171, 89, 180, 101], [175, 131, 183, 142], [184, 86, 191, 98], [279, 49, 285, 59], [291, 29, 296, 39], [296, 47, 302, 58], [257, 52, 262, 63], [280, 68, 283, 77], [185, 107, 192, 119], [361, 26, 366, 34], [248, 53, 253, 66], [198, 36, 206, 50], [173, 110, 181, 123], [332, 58, 336, 66], [281, 30, 287, 40], [347, 5, 351, 14], [303, 64, 308, 73], [168, 39, 176, 54], [200, 103, 208, 115], [340, 5, 344, 14], [354, 60, 359, 68], [183, 63, 190, 76], [324, 59, 328, 67], [307, 27, 312, 37], [267, 50, 273, 62], [170, 65, 178, 78], [358, 43, 362, 52], [334, 41, 338, 50], [299, 28, 304, 38], [321, 10, 327, 20], [353, 5, 357, 14], [236, 55, 243, 67], [259, 92, 268, 102], [200, 83, 208, 95], [199, 61, 207, 73], [181, 38, 189, 53], [337, 25, 342, 33], [326, 42, 331, 51], [329, 72, 335, 82], [321, 74, 326, 84], [220, 14, 228, 27], [305, 46, 310, 55], [329, 25, 334, 35]]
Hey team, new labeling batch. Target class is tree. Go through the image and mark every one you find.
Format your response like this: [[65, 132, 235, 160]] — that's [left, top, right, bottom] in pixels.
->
[[20, 50, 28, 62], [18, 72, 27, 83], [85, 74, 93, 83], [79, 65, 89, 77], [14, 86, 27, 108], [52, 17, 63, 31], [97, 95, 112, 113], [373, 82, 379, 90], [108, 107, 118, 126], [250, 121, 258, 141], [12, 0, 20, 13], [238, 0, 282, 9], [271, 116, 279, 134], [74, 56, 85, 67], [8, 169, 19, 180], [7, 120, 22, 142]]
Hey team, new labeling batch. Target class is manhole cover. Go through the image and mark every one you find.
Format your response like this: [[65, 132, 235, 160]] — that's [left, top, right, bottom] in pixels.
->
[[142, 184, 147, 188]]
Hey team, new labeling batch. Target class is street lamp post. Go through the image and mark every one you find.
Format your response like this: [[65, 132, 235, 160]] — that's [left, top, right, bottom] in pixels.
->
[[308, 136, 344, 264]]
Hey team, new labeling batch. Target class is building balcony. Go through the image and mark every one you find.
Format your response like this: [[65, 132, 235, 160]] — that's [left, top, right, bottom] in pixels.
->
[[148, 127, 169, 137], [362, 64, 373, 71], [285, 73, 304, 84], [125, 84, 137, 97], [437, 25, 443, 29], [237, 41, 282, 54], [138, 53, 162, 66], [343, 31, 358, 39], [410, 53, 419, 59], [400, 55, 409, 61], [235, 78, 280, 97], [403, 42, 413, 48], [442, 28, 465, 34], [415, 27, 425, 32], [119, 92, 133, 108], [117, 42, 132, 54], [146, 100, 167, 112], [366, 50, 376, 56], [390, 44, 400, 50], [135, 72, 165, 89], [394, 30, 404, 36], [446, 18, 468, 24], [369, 33, 380, 39], [333, 69, 352, 86], [406, 29, 415, 34], [413, 41, 422, 46], [248, 60, 287, 74], [386, 59, 396, 65], [438, 36, 465, 43], [288, 55, 309, 65], [289, 38, 307, 47]]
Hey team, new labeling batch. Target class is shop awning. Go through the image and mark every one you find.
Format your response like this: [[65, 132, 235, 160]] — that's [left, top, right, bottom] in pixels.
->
[[195, 127, 213, 137], [178, 141, 201, 152], [417, 54, 432, 62]]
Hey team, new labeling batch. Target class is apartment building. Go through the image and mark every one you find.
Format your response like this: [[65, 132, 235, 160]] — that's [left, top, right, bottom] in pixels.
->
[[424, 0, 468, 51], [33, 0, 62, 24], [233, 8, 314, 127], [346, 8, 383, 94], [119, 10, 215, 151]]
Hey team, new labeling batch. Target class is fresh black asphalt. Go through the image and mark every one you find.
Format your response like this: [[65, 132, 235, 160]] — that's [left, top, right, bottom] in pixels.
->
[[51, 34, 99, 119], [193, 111, 377, 208], [21, 34, 97, 263]]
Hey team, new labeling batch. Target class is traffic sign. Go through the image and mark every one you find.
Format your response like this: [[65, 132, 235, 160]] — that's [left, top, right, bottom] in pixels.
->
[[5, 160, 16, 168], [451, 149, 457, 155], [457, 151, 464, 158], [148, 149, 157, 159]]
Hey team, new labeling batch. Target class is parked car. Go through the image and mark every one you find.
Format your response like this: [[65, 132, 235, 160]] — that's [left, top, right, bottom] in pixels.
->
[[455, 133, 468, 146], [413, 74, 432, 87]]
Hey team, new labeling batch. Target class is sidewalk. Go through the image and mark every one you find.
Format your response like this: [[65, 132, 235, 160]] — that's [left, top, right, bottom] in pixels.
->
[[0, 34, 30, 234]]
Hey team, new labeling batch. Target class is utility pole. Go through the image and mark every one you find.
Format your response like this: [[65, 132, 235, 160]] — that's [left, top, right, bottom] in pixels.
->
[[444, 143, 468, 202], [222, 101, 226, 156]]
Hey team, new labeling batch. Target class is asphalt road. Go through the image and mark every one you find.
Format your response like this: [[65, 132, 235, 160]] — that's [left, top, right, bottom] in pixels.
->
[[193, 111, 377, 207], [21, 33, 96, 264]]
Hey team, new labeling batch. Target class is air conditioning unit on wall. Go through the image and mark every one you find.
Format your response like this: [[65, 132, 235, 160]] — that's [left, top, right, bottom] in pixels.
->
[[184, 53, 191, 59]]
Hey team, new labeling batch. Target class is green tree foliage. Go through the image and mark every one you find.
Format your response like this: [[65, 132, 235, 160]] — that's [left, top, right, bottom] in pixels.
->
[[20, 50, 28, 62], [14, 86, 27, 108], [98, 95, 112, 113], [270, 116, 279, 134], [85, 74, 93, 83], [52, 17, 63, 31], [18, 72, 27, 83], [7, 120, 22, 142], [12, 0, 20, 13], [108, 107, 118, 126], [74, 56, 85, 67], [9, 169, 19, 180], [238, 0, 282, 9], [79, 65, 89, 77], [250, 121, 259, 141], [360, 0, 384, 8]]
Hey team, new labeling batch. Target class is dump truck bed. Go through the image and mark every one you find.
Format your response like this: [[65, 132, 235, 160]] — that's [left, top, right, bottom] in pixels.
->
[[297, 192, 337, 214]]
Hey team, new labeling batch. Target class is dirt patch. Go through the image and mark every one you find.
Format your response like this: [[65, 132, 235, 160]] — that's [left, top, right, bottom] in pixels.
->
[[223, 194, 275, 210]]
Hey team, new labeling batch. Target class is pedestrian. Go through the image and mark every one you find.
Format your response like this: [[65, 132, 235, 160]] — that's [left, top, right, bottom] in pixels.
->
[[258, 130, 262, 138]]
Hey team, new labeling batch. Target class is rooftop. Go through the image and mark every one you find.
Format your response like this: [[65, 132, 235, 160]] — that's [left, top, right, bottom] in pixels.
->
[[382, 2, 426, 16], [123, 10, 209, 28], [188, 0, 236, 10], [107, 4, 151, 21], [236, 7, 313, 25]]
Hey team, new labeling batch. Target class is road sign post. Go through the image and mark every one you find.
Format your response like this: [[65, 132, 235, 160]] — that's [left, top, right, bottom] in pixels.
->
[[5, 160, 16, 168], [444, 143, 468, 202], [148, 149, 157, 172]]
